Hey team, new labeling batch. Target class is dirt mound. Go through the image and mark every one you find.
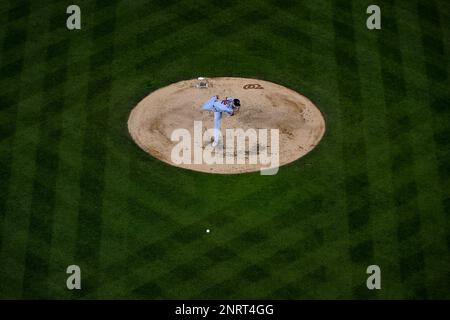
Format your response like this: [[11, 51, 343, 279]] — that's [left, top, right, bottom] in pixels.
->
[[128, 77, 326, 174]]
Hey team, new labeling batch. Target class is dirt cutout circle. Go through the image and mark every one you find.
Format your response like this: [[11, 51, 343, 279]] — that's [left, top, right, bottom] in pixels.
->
[[128, 77, 326, 174]]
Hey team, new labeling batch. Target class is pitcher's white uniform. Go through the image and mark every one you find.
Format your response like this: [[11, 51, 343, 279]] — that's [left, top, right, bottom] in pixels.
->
[[202, 96, 236, 146]]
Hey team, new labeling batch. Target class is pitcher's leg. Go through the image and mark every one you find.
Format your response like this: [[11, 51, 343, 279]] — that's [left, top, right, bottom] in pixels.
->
[[213, 111, 222, 146], [202, 96, 217, 111]]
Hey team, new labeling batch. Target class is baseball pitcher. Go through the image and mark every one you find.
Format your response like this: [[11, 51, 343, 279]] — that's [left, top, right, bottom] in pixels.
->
[[202, 95, 241, 146]]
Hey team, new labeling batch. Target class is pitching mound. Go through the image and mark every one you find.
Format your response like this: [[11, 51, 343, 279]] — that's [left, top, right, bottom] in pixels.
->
[[128, 77, 326, 174]]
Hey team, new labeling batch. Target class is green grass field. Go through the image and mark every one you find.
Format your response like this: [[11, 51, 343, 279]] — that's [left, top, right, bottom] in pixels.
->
[[0, 0, 449, 299]]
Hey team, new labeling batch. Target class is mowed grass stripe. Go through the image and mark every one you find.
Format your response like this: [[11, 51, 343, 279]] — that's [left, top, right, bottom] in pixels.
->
[[417, 0, 450, 178], [0, 0, 42, 298], [74, 0, 116, 297], [332, 0, 374, 298], [436, 0, 450, 227], [18, 3, 77, 297], [436, 0, 450, 33], [394, 0, 450, 297], [95, 0, 136, 298], [349, 0, 405, 298], [0, 0, 18, 259], [377, 0, 427, 299], [302, 0, 351, 299], [21, 37, 69, 298], [19, 0, 96, 299], [45, 41, 93, 298], [415, 0, 450, 297]]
